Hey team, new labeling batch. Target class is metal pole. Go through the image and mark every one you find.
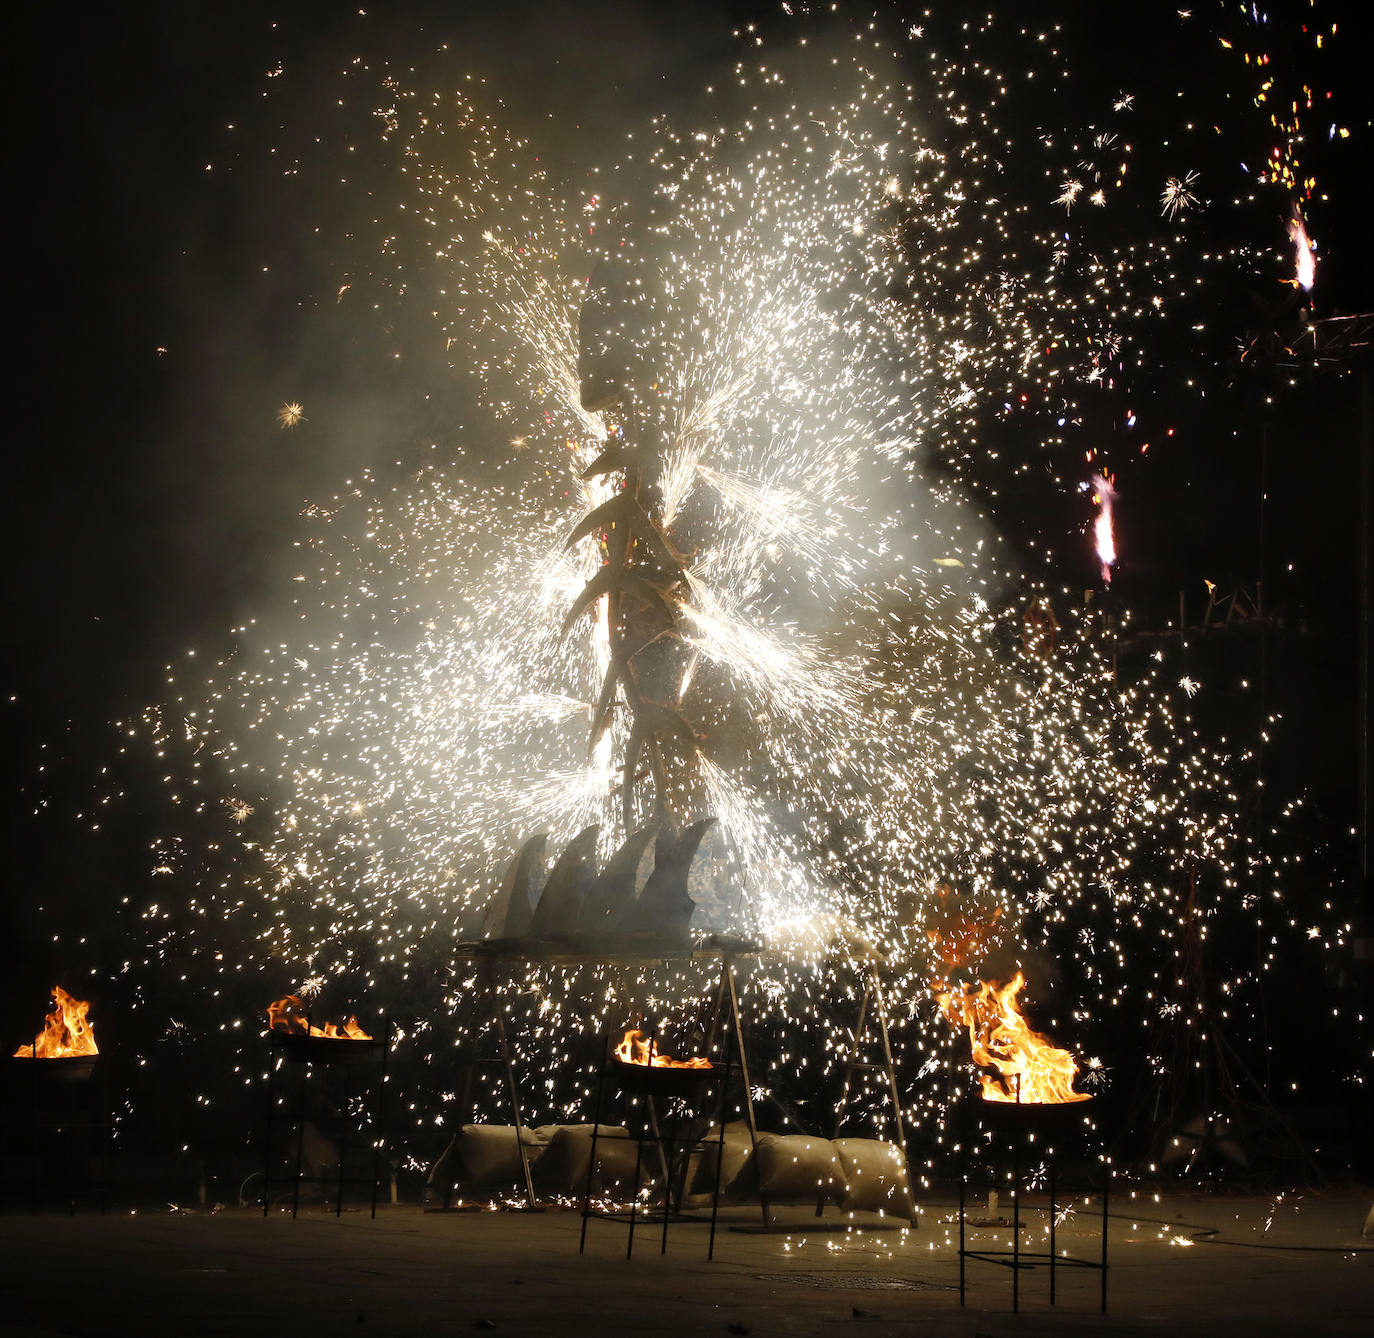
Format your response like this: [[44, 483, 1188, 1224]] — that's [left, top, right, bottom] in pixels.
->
[[494, 1010, 536, 1210], [1012, 1075, 1020, 1314], [291, 1059, 307, 1219], [958, 1146, 966, 1306], [579, 1029, 611, 1255], [707, 1016, 731, 1262], [1012, 1134, 1020, 1314], [626, 1122, 644, 1260], [724, 961, 769, 1228], [336, 1065, 350, 1218], [1360, 366, 1373, 888], [872, 972, 916, 1222], [1049, 1152, 1056, 1305], [1101, 1155, 1110, 1313], [262, 1036, 276, 1217], [370, 1019, 389, 1219], [819, 972, 869, 1217]]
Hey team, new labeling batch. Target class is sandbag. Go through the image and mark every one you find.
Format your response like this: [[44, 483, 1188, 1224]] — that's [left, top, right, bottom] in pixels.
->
[[428, 1124, 549, 1190], [687, 1121, 757, 1200], [533, 1124, 647, 1198], [834, 1137, 913, 1217], [753, 1134, 846, 1204]]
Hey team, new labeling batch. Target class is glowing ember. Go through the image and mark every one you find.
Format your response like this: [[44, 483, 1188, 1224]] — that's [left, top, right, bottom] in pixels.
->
[[937, 972, 1090, 1105], [1091, 474, 1117, 584], [614, 1028, 711, 1070], [266, 995, 371, 1040], [13, 986, 99, 1059], [1287, 208, 1316, 292]]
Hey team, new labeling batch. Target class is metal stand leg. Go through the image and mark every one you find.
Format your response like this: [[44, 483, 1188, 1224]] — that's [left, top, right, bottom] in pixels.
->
[[335, 1067, 351, 1218], [958, 1151, 966, 1306], [707, 1018, 731, 1262], [579, 1031, 610, 1255], [1011, 1137, 1020, 1314], [494, 1012, 536, 1210], [291, 1062, 308, 1219], [626, 1126, 645, 1260], [1101, 1157, 1110, 1314], [370, 1020, 390, 1219], [871, 977, 915, 1222], [1049, 1152, 1057, 1305], [820, 976, 870, 1217], [263, 1039, 278, 1216], [661, 1109, 680, 1255], [723, 962, 769, 1228]]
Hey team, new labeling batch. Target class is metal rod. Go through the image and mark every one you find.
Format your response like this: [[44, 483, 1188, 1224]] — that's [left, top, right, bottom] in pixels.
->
[[579, 1029, 611, 1255], [1101, 1155, 1110, 1314], [1049, 1152, 1056, 1305], [1012, 1131, 1020, 1314], [494, 1010, 536, 1210], [958, 1147, 966, 1307], [262, 1035, 276, 1217], [626, 1123, 645, 1260], [291, 1056, 307, 1219], [819, 973, 870, 1217], [660, 1109, 679, 1255], [336, 1064, 351, 1218], [1361, 365, 1373, 887], [707, 1015, 730, 1262], [724, 961, 769, 1229], [371, 1018, 389, 1219], [872, 971, 916, 1221], [645, 1089, 671, 1191]]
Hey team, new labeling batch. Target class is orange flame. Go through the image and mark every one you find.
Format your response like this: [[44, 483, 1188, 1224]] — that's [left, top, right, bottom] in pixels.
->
[[614, 1028, 711, 1069], [936, 972, 1089, 1104], [14, 986, 99, 1059], [266, 995, 371, 1039]]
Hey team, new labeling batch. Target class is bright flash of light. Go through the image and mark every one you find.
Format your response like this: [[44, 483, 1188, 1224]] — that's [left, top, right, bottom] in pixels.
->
[[1287, 208, 1316, 291]]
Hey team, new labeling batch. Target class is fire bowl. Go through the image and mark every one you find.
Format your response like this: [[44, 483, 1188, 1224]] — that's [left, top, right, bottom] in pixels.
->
[[3, 1054, 99, 1084], [968, 1094, 1095, 1139], [611, 1058, 716, 1099], [272, 1032, 384, 1066]]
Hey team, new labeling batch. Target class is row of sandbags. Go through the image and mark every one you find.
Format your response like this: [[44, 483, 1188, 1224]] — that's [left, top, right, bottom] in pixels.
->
[[428, 1122, 913, 1218]]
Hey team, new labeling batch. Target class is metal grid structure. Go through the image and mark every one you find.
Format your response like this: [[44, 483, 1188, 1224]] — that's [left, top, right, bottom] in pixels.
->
[[261, 1017, 392, 1218], [0, 1055, 108, 1214], [957, 1086, 1109, 1314], [578, 1015, 739, 1259]]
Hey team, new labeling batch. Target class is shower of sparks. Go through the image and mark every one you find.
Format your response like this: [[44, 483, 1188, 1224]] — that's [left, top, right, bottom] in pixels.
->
[[1160, 172, 1201, 219], [62, 2, 1363, 1168], [277, 401, 305, 428]]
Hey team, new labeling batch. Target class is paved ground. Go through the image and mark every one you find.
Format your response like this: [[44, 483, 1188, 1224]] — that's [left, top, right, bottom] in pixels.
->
[[1, 1191, 1370, 1337]]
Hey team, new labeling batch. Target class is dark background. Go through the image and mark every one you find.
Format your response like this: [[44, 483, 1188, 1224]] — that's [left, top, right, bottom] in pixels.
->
[[3, 1, 1372, 1178]]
